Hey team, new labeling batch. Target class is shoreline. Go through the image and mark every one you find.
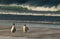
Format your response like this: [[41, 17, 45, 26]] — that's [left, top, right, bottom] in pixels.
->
[[0, 27, 60, 39]]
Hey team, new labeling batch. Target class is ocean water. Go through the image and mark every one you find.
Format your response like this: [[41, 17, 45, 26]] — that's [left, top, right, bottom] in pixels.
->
[[0, 14, 60, 22], [0, 20, 60, 28]]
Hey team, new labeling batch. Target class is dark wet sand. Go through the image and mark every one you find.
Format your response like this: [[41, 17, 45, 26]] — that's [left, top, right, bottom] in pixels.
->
[[0, 26, 60, 39]]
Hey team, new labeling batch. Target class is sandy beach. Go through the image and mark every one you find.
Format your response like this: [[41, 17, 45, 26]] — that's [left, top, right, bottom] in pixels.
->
[[0, 26, 60, 39]]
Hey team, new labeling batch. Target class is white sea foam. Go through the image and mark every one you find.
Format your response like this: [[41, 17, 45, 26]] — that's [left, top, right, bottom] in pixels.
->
[[21, 5, 60, 11]]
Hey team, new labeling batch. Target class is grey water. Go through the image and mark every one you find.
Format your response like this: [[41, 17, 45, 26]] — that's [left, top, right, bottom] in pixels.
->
[[0, 20, 60, 28], [0, 11, 60, 22]]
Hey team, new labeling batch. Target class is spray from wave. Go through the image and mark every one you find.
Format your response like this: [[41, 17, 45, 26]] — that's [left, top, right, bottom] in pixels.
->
[[18, 4, 60, 11], [0, 4, 60, 11]]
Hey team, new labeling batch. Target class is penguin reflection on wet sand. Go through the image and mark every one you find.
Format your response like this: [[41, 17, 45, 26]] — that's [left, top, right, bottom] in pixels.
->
[[11, 23, 16, 33]]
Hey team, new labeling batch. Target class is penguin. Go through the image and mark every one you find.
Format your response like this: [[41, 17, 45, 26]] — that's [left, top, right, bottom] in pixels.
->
[[22, 24, 29, 33], [11, 23, 16, 33]]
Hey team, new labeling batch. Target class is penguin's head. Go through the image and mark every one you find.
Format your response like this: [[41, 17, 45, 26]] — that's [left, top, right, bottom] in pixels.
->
[[13, 23, 15, 25], [24, 24, 26, 26]]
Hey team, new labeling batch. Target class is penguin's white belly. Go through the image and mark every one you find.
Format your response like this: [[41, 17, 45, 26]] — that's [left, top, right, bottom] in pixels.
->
[[11, 26, 14, 33], [23, 26, 26, 32]]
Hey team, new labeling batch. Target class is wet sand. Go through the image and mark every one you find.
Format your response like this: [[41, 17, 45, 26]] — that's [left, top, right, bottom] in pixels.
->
[[0, 26, 60, 39]]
